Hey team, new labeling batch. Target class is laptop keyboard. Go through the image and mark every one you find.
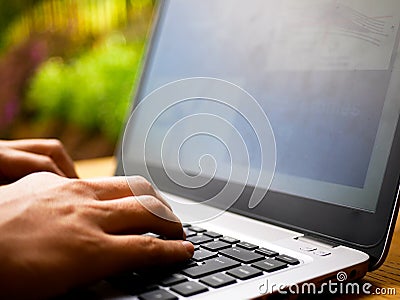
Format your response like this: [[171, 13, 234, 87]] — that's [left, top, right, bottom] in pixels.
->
[[108, 224, 301, 300]]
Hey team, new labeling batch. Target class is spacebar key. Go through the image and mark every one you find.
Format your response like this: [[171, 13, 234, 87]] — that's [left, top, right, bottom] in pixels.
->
[[182, 257, 240, 278]]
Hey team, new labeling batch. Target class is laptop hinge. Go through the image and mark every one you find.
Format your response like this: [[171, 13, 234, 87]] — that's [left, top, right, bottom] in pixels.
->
[[295, 234, 340, 248]]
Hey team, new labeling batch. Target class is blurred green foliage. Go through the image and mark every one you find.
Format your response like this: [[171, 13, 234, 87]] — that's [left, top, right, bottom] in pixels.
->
[[0, 0, 155, 158], [0, 0, 41, 51], [26, 36, 144, 141]]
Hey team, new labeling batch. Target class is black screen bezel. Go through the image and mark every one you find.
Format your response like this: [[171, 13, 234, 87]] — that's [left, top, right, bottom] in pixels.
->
[[115, 0, 400, 268]]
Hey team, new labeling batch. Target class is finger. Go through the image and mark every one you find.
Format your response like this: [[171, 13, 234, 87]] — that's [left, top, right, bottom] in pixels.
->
[[105, 235, 194, 271], [0, 148, 66, 180], [83, 176, 133, 199], [84, 176, 172, 210], [98, 196, 183, 239], [1, 139, 78, 178]]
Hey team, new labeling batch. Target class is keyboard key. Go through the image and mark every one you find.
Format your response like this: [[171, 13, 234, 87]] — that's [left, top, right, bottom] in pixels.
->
[[182, 223, 191, 228], [227, 265, 263, 280], [182, 256, 240, 278], [255, 248, 279, 257], [201, 241, 231, 252], [236, 242, 258, 250], [220, 247, 264, 263], [193, 249, 218, 261], [180, 259, 197, 268], [275, 254, 300, 265], [203, 231, 222, 238], [199, 273, 236, 288], [109, 273, 158, 295], [164, 259, 196, 272], [187, 235, 213, 245], [138, 289, 177, 300], [159, 274, 187, 286], [125, 284, 158, 295], [252, 259, 287, 273], [188, 226, 207, 233], [184, 228, 197, 238], [220, 236, 240, 244], [170, 281, 208, 297]]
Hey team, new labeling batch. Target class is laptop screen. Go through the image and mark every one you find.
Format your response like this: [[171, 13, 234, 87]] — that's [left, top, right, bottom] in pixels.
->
[[123, 0, 400, 213]]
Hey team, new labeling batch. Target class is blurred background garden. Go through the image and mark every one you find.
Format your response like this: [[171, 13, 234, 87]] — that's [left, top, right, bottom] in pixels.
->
[[0, 0, 155, 159]]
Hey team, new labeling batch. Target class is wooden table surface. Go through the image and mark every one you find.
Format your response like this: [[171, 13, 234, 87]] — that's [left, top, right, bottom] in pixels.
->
[[75, 157, 400, 299]]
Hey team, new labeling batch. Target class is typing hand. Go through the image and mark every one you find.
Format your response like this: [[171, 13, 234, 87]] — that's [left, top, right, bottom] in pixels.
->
[[0, 173, 194, 299], [0, 139, 78, 182]]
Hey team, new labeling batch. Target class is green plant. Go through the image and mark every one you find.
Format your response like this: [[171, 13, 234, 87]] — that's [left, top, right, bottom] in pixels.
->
[[26, 36, 144, 141]]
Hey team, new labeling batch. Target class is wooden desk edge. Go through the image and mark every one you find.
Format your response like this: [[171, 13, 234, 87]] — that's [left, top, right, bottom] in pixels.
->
[[75, 156, 117, 178]]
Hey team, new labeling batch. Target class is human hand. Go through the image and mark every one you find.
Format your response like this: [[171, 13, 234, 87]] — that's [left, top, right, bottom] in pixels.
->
[[0, 139, 78, 183], [0, 172, 193, 299]]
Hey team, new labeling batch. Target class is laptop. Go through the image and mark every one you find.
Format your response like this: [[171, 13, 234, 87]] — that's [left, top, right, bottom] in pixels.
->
[[93, 0, 400, 299]]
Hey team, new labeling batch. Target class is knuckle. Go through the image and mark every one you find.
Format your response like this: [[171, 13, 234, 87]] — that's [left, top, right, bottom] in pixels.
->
[[73, 225, 106, 254], [141, 195, 171, 218], [79, 201, 105, 221], [58, 201, 78, 216], [47, 139, 63, 149], [68, 179, 97, 199], [142, 236, 162, 256], [143, 195, 165, 209], [46, 139, 64, 154], [134, 176, 155, 195], [41, 156, 56, 169]]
